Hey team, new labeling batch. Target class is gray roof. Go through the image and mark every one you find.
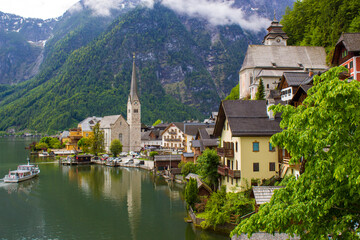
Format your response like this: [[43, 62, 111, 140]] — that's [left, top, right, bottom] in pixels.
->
[[184, 123, 214, 136], [214, 100, 282, 137], [79, 116, 102, 132], [61, 131, 69, 139], [336, 33, 360, 52], [100, 115, 122, 129], [141, 131, 151, 140], [183, 152, 194, 157], [282, 72, 313, 86], [192, 140, 202, 148], [240, 45, 328, 71], [154, 155, 182, 161], [252, 186, 284, 205]]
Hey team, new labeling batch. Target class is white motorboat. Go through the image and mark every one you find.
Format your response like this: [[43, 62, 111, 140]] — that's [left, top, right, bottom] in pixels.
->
[[3, 159, 40, 183]]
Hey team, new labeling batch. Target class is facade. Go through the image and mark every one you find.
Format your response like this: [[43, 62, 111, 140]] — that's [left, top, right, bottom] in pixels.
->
[[278, 72, 314, 103], [100, 115, 129, 152], [141, 130, 163, 149], [161, 123, 185, 151], [213, 100, 282, 192], [239, 18, 328, 100], [332, 33, 360, 80]]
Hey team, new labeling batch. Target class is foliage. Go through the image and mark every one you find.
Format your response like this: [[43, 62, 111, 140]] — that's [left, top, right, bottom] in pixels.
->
[[39, 136, 62, 149], [180, 162, 198, 176], [185, 177, 199, 209], [196, 149, 220, 190], [110, 139, 123, 157], [201, 187, 254, 229], [78, 137, 91, 153], [35, 142, 48, 151], [152, 119, 162, 126], [255, 78, 265, 100], [225, 84, 239, 100], [149, 151, 159, 160], [89, 123, 104, 156], [232, 67, 360, 239], [281, 0, 360, 52]]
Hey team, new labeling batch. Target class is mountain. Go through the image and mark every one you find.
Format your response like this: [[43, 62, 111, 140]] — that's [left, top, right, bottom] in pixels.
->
[[0, 0, 295, 133]]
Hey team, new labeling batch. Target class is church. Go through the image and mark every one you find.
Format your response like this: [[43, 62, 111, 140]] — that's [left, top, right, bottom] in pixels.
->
[[100, 56, 141, 153]]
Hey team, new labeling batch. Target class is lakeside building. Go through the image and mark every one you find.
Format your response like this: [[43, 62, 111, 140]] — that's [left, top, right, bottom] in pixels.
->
[[213, 100, 282, 192], [331, 32, 360, 80], [239, 17, 328, 100]]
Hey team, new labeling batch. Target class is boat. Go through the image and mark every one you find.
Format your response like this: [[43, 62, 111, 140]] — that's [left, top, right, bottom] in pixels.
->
[[3, 158, 40, 183]]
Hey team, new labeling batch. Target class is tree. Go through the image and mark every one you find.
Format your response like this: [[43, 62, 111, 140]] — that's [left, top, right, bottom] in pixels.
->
[[225, 84, 239, 100], [196, 149, 220, 190], [78, 137, 91, 153], [255, 78, 265, 100], [35, 142, 48, 151], [110, 139, 122, 157], [149, 151, 159, 160], [90, 122, 104, 156], [180, 162, 198, 176], [232, 67, 360, 239], [185, 177, 199, 209]]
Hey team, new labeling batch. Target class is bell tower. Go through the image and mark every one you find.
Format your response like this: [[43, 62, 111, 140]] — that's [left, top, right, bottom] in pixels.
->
[[263, 11, 289, 46], [127, 54, 141, 152]]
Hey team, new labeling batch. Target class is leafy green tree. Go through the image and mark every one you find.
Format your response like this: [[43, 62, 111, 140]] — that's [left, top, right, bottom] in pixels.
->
[[255, 78, 265, 100], [180, 162, 198, 176], [232, 67, 360, 239], [110, 139, 122, 157], [35, 142, 48, 151], [196, 149, 220, 190], [185, 177, 199, 209], [149, 151, 159, 160], [78, 137, 91, 153], [152, 119, 162, 126], [225, 84, 239, 100], [90, 122, 104, 156]]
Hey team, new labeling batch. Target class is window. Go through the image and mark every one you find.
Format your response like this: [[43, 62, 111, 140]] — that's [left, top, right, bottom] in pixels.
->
[[267, 84, 270, 89], [253, 163, 259, 172], [350, 61, 353, 69], [269, 162, 276, 171], [253, 142, 259, 152], [119, 134, 122, 142], [134, 109, 138, 113], [269, 142, 275, 152], [236, 142, 238, 152]]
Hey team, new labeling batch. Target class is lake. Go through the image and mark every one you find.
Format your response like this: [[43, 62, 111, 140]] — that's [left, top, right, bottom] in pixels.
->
[[0, 137, 229, 240]]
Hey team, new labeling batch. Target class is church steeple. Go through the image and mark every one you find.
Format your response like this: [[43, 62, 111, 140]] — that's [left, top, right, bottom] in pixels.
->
[[130, 53, 139, 102], [262, 12, 289, 46]]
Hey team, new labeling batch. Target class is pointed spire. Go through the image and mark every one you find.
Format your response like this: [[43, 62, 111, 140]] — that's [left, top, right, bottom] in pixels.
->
[[273, 9, 277, 21], [130, 53, 139, 101]]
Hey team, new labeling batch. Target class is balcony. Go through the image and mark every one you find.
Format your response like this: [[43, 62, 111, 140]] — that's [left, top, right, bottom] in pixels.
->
[[217, 147, 234, 158], [217, 164, 228, 176], [165, 138, 181, 142], [228, 169, 241, 178]]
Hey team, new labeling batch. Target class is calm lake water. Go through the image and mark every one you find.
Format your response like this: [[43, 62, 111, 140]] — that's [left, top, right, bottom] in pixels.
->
[[0, 137, 229, 240]]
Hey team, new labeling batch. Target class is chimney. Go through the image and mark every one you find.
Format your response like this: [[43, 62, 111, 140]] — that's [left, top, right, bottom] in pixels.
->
[[266, 99, 275, 120]]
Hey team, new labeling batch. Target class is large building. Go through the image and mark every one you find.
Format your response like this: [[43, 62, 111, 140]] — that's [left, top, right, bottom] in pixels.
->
[[239, 17, 328, 100]]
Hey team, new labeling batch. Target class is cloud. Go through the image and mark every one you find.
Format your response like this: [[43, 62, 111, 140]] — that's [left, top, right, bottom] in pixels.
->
[[71, 0, 269, 32]]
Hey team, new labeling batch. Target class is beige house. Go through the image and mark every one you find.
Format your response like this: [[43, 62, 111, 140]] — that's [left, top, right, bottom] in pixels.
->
[[213, 100, 282, 192], [239, 17, 328, 100], [100, 115, 129, 152]]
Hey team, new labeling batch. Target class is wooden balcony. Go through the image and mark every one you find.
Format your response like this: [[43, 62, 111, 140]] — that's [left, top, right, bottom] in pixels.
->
[[217, 147, 234, 158], [228, 169, 241, 179], [217, 164, 228, 176], [165, 138, 181, 142]]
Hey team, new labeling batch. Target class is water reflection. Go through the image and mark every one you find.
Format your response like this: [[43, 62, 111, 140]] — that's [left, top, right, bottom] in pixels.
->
[[0, 178, 39, 195]]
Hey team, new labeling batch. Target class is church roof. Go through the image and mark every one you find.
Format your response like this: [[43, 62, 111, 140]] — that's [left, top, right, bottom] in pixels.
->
[[240, 45, 328, 72], [100, 115, 124, 129]]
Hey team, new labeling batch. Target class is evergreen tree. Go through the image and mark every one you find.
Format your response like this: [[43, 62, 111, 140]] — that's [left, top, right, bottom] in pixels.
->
[[90, 122, 104, 156], [197, 149, 220, 190], [185, 177, 199, 209], [255, 78, 265, 100]]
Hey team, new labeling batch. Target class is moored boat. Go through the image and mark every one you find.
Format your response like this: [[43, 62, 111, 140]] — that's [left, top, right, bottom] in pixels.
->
[[3, 159, 40, 183]]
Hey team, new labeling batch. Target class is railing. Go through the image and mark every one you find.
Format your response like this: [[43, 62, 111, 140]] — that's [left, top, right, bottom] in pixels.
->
[[217, 147, 234, 158], [217, 164, 228, 176], [228, 169, 241, 178], [165, 138, 181, 142]]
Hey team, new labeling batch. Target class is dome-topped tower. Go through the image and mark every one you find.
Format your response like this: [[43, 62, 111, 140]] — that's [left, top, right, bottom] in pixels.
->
[[263, 13, 289, 46]]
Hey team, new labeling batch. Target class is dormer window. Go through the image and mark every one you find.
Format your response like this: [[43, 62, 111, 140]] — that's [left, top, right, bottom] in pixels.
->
[[271, 62, 276, 67]]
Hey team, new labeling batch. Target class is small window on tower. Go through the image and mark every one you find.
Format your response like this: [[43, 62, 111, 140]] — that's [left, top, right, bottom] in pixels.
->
[[134, 109, 138, 113]]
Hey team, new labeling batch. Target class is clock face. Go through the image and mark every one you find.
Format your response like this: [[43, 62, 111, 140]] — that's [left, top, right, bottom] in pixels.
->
[[276, 38, 281, 43], [134, 101, 138, 105]]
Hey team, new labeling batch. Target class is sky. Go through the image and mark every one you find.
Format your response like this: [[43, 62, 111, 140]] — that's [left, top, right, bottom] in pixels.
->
[[0, 0, 80, 19], [0, 0, 270, 32]]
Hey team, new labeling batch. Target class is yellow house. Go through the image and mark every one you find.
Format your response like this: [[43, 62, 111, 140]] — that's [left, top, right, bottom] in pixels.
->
[[213, 100, 282, 192]]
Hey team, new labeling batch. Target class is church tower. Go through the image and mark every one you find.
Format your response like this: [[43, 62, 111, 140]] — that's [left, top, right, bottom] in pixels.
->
[[262, 13, 289, 46], [127, 55, 141, 152]]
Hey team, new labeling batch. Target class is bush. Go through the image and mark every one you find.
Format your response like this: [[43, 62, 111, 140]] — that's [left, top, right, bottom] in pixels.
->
[[185, 177, 199, 209], [180, 162, 198, 176]]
